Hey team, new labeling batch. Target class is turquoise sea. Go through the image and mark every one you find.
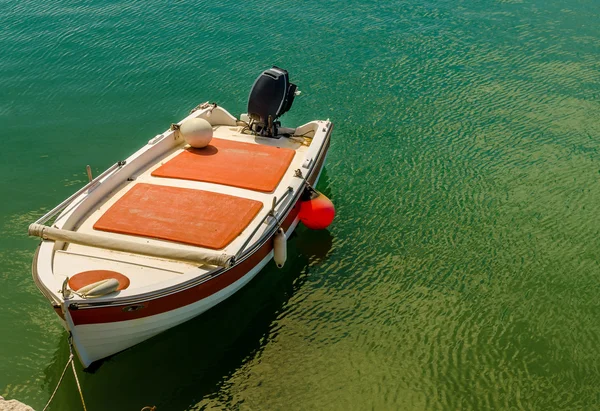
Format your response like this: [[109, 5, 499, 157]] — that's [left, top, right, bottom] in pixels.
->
[[2, 0, 600, 409]]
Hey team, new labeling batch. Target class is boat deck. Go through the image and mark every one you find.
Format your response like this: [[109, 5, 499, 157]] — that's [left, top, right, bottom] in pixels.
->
[[52, 125, 309, 295]]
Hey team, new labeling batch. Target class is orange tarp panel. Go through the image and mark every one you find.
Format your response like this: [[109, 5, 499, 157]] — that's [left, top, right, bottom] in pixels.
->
[[93, 183, 263, 250], [151, 138, 295, 193]]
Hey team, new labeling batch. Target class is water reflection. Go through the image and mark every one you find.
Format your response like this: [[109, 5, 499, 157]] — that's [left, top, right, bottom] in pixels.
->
[[295, 228, 334, 264], [41, 231, 329, 410]]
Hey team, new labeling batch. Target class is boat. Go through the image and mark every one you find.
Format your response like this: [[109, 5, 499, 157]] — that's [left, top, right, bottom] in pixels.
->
[[28, 67, 334, 367]]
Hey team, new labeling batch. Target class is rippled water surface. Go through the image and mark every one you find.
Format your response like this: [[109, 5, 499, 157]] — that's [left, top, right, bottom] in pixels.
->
[[2, 0, 600, 409]]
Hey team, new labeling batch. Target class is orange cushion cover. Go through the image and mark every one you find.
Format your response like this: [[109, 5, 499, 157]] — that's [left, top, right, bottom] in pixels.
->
[[93, 183, 263, 250], [151, 138, 295, 193]]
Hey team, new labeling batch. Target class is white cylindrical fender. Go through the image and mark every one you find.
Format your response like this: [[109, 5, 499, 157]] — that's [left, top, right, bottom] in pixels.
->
[[75, 278, 120, 298], [273, 228, 287, 269]]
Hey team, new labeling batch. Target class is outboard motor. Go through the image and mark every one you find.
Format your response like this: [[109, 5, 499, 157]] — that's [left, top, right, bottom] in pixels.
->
[[247, 67, 298, 137]]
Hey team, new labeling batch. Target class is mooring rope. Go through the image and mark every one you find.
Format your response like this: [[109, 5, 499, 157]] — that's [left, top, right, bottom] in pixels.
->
[[42, 334, 87, 411], [42, 356, 71, 411], [43, 333, 155, 411], [68, 336, 87, 411]]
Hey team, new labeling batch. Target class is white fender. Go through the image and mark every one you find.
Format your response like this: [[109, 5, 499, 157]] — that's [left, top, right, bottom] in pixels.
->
[[273, 228, 287, 269], [180, 118, 213, 148], [75, 278, 120, 298]]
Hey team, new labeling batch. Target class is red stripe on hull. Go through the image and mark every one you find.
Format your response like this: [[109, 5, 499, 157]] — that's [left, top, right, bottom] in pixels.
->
[[68, 138, 329, 326]]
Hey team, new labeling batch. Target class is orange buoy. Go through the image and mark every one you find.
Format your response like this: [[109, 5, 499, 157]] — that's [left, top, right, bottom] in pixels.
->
[[299, 189, 335, 230]]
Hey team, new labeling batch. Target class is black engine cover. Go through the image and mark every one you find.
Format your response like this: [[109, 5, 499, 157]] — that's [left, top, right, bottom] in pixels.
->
[[247, 67, 297, 136]]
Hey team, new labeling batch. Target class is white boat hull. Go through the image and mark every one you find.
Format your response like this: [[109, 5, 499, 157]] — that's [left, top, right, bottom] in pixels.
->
[[68, 249, 275, 367]]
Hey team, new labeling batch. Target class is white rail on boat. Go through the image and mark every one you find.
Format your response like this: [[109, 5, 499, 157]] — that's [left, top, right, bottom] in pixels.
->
[[28, 224, 233, 267]]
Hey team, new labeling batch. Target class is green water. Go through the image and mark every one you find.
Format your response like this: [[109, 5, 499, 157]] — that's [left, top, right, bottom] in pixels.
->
[[2, 0, 600, 409]]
